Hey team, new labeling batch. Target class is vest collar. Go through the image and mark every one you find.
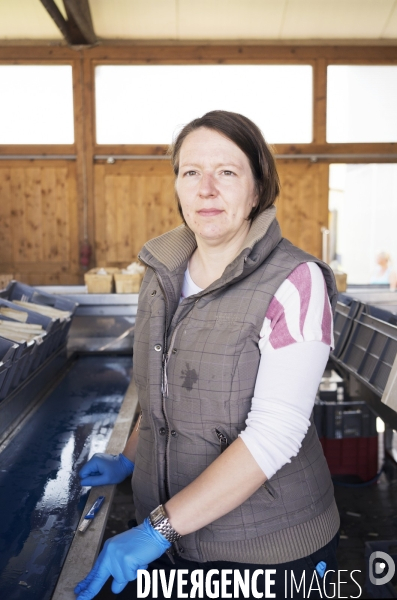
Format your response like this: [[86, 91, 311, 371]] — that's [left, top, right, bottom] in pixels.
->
[[139, 206, 282, 331], [140, 205, 278, 273]]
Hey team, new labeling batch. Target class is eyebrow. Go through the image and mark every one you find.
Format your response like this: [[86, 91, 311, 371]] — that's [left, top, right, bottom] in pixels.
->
[[179, 161, 242, 170]]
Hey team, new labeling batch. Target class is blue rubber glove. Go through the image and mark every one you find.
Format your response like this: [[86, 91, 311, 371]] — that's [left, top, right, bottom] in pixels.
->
[[74, 518, 171, 599], [79, 453, 134, 487]]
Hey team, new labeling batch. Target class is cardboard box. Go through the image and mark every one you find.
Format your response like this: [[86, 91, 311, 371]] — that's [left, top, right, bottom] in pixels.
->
[[114, 272, 143, 294], [334, 271, 347, 292], [84, 268, 120, 294], [0, 274, 13, 291]]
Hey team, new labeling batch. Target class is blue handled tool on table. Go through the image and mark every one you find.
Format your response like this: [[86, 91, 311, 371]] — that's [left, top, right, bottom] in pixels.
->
[[78, 496, 105, 533]]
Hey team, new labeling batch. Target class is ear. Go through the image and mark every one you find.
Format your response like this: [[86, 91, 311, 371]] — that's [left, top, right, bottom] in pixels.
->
[[252, 189, 259, 208]]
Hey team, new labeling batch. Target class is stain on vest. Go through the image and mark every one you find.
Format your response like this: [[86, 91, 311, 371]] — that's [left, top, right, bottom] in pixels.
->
[[181, 363, 198, 391]]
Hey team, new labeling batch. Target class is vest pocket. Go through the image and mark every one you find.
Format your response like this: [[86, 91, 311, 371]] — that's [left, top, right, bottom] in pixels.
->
[[261, 481, 278, 501]]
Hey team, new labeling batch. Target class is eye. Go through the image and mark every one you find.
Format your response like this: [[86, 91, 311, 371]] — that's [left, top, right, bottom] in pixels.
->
[[183, 170, 197, 177], [222, 170, 235, 176]]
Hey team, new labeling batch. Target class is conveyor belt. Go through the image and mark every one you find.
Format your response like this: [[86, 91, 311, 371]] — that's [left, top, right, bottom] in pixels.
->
[[0, 354, 132, 600]]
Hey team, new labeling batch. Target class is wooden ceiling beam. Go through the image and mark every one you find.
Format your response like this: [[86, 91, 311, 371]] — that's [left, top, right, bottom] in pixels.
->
[[39, 0, 97, 46], [63, 0, 97, 45], [39, 0, 73, 45]]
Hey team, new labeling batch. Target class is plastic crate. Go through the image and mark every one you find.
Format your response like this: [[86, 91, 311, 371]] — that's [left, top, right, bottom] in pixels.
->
[[340, 312, 397, 395], [2, 284, 68, 350], [1, 281, 77, 350], [365, 540, 397, 598], [1, 281, 77, 313], [365, 304, 397, 327], [0, 299, 54, 374], [320, 436, 378, 482], [314, 399, 377, 439], [0, 310, 50, 371], [332, 297, 362, 358], [0, 338, 19, 401], [0, 337, 35, 394]]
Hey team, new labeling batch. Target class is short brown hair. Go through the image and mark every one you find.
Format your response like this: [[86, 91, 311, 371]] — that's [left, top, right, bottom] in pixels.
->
[[170, 110, 280, 223]]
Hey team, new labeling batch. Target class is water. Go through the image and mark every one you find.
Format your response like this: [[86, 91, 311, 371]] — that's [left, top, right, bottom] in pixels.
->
[[0, 355, 132, 600]]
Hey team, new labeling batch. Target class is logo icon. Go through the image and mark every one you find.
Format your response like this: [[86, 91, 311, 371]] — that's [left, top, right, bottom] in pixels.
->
[[369, 551, 395, 586]]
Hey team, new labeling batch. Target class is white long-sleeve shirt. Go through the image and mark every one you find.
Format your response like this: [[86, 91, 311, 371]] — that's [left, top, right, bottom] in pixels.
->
[[181, 261, 333, 479]]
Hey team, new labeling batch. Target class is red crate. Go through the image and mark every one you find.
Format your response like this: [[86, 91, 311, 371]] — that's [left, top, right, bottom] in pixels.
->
[[320, 436, 378, 482]]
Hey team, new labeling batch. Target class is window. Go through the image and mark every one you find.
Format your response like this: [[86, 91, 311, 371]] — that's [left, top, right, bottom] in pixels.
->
[[329, 163, 397, 284], [95, 65, 313, 144], [327, 66, 397, 143], [0, 65, 74, 144]]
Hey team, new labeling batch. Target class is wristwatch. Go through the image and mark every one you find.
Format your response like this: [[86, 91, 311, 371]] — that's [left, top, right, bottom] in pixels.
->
[[149, 504, 182, 543]]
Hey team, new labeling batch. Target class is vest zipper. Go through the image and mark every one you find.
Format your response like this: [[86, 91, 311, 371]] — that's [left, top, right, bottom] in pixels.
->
[[162, 323, 182, 398], [137, 258, 209, 508], [215, 428, 229, 453], [138, 256, 172, 500], [137, 260, 200, 503]]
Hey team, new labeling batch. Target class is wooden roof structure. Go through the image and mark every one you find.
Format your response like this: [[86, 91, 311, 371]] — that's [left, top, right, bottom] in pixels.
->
[[0, 0, 396, 46]]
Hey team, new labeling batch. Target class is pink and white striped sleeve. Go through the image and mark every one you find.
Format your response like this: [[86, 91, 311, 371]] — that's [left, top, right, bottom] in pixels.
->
[[259, 262, 334, 352], [239, 262, 334, 478]]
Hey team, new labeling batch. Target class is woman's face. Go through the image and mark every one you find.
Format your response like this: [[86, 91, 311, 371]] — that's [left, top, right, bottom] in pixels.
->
[[176, 127, 258, 245]]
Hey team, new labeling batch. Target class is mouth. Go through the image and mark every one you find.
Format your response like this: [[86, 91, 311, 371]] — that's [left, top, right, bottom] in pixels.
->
[[197, 209, 223, 217]]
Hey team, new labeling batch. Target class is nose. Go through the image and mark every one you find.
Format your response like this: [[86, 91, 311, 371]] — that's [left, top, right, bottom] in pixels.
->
[[199, 172, 217, 198]]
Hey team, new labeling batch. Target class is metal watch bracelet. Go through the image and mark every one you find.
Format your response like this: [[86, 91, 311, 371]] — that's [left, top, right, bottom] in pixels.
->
[[149, 504, 182, 543]]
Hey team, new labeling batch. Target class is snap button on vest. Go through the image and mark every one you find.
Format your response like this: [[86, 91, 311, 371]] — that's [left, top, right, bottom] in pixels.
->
[[159, 427, 166, 435], [154, 344, 162, 352], [172, 348, 177, 354], [151, 290, 157, 296], [171, 430, 177, 437]]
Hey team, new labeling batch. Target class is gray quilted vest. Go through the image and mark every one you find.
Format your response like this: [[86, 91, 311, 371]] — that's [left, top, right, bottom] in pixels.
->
[[132, 207, 340, 564]]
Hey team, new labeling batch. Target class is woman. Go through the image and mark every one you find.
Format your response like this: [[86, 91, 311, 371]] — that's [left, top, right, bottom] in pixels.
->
[[75, 111, 339, 600], [370, 251, 397, 291]]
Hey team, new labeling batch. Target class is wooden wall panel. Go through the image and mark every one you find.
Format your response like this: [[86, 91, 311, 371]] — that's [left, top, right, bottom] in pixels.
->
[[276, 161, 329, 258], [93, 160, 328, 266], [0, 168, 12, 264], [94, 161, 181, 266], [0, 162, 80, 285], [0, 159, 328, 285]]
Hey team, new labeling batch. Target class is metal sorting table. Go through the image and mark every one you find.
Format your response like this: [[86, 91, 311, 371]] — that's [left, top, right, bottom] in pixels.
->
[[36, 286, 139, 354], [0, 287, 140, 600], [3, 284, 396, 598], [345, 286, 397, 321], [331, 289, 397, 430]]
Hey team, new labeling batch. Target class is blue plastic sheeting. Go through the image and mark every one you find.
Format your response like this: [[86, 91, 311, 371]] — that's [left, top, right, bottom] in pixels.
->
[[0, 355, 132, 600]]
